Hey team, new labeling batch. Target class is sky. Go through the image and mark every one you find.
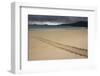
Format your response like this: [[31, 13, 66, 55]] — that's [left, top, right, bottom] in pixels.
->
[[28, 15, 88, 25]]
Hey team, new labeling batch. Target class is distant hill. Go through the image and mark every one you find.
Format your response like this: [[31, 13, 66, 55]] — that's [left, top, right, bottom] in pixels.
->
[[28, 21, 88, 29], [65, 21, 88, 27]]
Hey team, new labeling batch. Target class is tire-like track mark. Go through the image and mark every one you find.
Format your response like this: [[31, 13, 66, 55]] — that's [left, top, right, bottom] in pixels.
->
[[32, 36, 88, 57]]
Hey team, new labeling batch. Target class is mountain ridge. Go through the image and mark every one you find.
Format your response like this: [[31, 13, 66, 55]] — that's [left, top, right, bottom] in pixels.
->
[[28, 21, 88, 29]]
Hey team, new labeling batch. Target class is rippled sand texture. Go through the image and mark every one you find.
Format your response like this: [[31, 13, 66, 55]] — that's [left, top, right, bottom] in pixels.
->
[[28, 28, 88, 60]]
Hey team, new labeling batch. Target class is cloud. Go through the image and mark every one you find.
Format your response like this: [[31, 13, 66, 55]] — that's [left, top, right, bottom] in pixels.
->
[[28, 21, 63, 25], [28, 15, 88, 25]]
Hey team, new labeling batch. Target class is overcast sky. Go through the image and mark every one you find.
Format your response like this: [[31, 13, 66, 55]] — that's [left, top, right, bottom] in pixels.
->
[[28, 15, 88, 25]]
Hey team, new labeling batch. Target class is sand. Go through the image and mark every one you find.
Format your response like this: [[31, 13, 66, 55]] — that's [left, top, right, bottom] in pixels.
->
[[28, 28, 88, 60]]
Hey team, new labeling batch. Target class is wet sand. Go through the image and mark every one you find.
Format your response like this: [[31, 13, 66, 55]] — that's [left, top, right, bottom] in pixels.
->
[[28, 28, 88, 60]]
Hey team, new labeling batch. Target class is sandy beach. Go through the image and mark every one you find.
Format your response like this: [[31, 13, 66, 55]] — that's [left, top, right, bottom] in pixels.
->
[[28, 28, 88, 60]]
